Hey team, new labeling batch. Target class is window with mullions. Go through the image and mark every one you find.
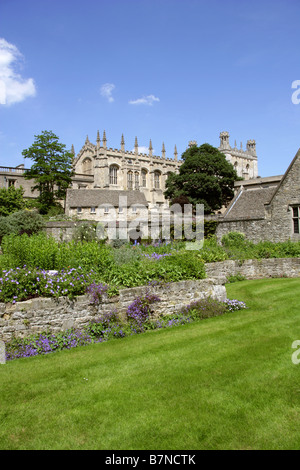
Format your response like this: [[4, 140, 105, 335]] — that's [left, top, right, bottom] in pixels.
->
[[127, 171, 133, 189], [292, 206, 300, 234], [109, 165, 118, 185], [154, 171, 160, 189], [141, 170, 147, 187]]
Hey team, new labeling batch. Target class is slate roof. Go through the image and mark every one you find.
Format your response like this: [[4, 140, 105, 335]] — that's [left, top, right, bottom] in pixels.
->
[[223, 187, 276, 220], [66, 189, 148, 208]]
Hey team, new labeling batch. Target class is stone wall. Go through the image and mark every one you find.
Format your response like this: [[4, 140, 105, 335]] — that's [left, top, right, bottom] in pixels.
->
[[0, 277, 226, 342], [1, 257, 299, 342], [205, 257, 300, 280], [215, 218, 269, 243], [45, 221, 77, 242]]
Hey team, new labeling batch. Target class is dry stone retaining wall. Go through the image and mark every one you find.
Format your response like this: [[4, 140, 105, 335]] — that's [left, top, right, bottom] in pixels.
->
[[1, 257, 299, 342], [0, 277, 226, 342]]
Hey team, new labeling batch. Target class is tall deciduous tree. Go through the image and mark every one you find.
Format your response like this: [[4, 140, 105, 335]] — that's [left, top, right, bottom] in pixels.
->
[[164, 143, 240, 214], [22, 131, 74, 213]]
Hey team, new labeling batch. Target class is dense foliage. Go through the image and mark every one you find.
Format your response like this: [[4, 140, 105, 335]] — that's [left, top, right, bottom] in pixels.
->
[[22, 130, 74, 214], [0, 231, 299, 304], [0, 210, 45, 242], [164, 144, 239, 214], [0, 186, 26, 216]]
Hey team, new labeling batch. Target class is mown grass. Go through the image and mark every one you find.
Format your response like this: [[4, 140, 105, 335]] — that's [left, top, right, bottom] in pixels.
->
[[0, 278, 300, 450]]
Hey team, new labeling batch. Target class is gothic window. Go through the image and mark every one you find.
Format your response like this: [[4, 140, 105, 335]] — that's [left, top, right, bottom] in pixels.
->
[[109, 165, 118, 185], [292, 206, 300, 234], [127, 171, 133, 190], [141, 169, 147, 187], [154, 171, 160, 189], [82, 158, 92, 175], [135, 172, 139, 189]]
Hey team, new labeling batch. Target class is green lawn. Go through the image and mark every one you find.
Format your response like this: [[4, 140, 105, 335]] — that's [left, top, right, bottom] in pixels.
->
[[0, 278, 300, 450]]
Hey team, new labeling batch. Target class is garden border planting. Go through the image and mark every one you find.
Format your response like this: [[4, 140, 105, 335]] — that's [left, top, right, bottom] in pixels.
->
[[0, 277, 226, 342]]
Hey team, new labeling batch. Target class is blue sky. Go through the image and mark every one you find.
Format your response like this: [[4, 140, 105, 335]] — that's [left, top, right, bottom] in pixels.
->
[[0, 0, 300, 177]]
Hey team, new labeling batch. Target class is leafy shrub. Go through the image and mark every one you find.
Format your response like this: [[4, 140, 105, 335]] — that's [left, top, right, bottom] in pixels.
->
[[227, 273, 246, 283], [221, 231, 246, 247], [72, 221, 98, 243], [0, 210, 45, 242], [180, 297, 228, 320], [198, 236, 228, 263]]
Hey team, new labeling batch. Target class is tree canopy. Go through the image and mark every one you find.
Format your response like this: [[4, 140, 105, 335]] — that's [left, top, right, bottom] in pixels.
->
[[22, 130, 74, 214], [164, 143, 240, 214]]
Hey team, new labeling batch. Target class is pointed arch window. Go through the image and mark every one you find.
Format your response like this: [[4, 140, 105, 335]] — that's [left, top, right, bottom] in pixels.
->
[[109, 165, 118, 185], [127, 171, 133, 190], [141, 169, 147, 188], [154, 171, 160, 189], [82, 158, 92, 175]]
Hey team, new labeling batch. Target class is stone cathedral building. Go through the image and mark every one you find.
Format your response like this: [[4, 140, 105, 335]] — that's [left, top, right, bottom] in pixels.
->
[[0, 129, 259, 222], [64, 130, 258, 218]]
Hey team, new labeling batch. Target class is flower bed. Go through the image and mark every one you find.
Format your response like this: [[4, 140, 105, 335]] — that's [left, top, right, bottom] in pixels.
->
[[4, 294, 247, 361]]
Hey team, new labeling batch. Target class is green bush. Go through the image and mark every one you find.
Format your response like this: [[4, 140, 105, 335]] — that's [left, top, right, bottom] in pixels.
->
[[72, 221, 98, 243], [0, 210, 45, 242], [221, 231, 246, 247]]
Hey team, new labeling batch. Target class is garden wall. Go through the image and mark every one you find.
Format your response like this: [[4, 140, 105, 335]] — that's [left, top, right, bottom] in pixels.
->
[[205, 257, 300, 280], [0, 277, 226, 342]]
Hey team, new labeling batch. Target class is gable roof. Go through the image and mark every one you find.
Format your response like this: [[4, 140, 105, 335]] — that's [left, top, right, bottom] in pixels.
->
[[66, 189, 148, 208], [223, 186, 276, 220], [267, 148, 300, 205]]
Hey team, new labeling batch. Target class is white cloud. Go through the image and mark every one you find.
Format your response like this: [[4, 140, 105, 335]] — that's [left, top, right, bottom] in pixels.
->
[[100, 83, 115, 102], [0, 38, 36, 106], [129, 94, 160, 106], [131, 145, 155, 154]]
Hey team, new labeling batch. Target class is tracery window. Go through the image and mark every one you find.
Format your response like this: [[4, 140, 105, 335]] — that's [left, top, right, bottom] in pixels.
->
[[127, 171, 133, 190], [141, 170, 147, 187], [109, 165, 118, 185]]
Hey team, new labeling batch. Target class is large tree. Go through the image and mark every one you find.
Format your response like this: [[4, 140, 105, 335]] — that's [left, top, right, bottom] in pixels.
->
[[22, 130, 74, 213], [164, 143, 240, 214]]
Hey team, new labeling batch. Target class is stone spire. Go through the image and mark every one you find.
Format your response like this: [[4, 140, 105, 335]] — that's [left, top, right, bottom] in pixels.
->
[[174, 144, 178, 162], [103, 130, 107, 149], [85, 135, 90, 145], [96, 130, 101, 149], [134, 136, 138, 155], [149, 139, 153, 157], [121, 134, 125, 151], [162, 142, 166, 159], [71, 144, 75, 156]]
